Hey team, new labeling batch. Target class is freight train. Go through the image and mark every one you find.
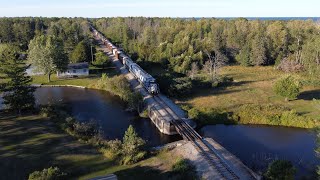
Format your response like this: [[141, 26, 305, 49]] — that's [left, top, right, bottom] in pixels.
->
[[92, 28, 160, 95]]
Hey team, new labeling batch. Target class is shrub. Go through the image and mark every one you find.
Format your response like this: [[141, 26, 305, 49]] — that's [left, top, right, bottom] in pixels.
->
[[28, 167, 66, 180], [127, 92, 143, 111], [187, 107, 235, 126], [264, 160, 296, 180], [72, 121, 98, 140], [171, 159, 197, 180], [96, 74, 132, 102], [273, 75, 302, 101]]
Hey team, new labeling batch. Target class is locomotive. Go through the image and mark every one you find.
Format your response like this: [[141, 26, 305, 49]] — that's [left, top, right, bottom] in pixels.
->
[[92, 27, 160, 95], [119, 53, 160, 95]]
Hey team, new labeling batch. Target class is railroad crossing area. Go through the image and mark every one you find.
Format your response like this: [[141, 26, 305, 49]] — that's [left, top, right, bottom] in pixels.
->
[[94, 35, 261, 180]]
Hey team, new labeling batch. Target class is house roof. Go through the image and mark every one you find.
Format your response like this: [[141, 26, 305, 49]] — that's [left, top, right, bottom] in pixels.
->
[[68, 62, 89, 69]]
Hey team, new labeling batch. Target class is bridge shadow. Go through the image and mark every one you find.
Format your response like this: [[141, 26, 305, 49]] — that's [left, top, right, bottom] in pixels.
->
[[298, 89, 320, 100]]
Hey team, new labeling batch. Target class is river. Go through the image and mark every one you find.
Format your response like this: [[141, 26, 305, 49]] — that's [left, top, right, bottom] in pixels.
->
[[201, 125, 318, 178], [34, 87, 181, 146]]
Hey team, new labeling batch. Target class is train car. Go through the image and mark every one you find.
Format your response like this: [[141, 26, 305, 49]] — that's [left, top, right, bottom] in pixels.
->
[[124, 57, 134, 68], [129, 64, 160, 95], [91, 26, 160, 95]]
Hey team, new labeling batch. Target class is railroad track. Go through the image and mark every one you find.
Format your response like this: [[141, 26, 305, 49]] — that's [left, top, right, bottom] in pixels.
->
[[153, 96, 240, 180]]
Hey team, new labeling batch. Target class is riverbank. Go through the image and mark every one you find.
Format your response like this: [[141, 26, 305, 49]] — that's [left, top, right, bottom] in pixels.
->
[[0, 111, 189, 179], [180, 66, 320, 128]]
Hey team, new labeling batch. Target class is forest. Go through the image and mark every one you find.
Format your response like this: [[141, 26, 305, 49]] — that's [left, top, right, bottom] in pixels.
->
[[93, 17, 320, 95]]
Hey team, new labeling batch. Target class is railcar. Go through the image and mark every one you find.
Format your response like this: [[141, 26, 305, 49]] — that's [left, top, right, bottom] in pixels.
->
[[92, 27, 160, 95]]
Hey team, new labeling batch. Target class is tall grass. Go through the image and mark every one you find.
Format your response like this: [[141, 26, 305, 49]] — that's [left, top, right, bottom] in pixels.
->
[[187, 104, 319, 128]]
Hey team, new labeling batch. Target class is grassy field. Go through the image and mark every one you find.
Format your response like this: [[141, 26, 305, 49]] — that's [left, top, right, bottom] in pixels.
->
[[179, 65, 320, 127], [0, 112, 180, 180]]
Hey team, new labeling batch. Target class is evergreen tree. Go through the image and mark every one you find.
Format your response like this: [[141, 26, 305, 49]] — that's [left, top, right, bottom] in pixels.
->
[[122, 125, 145, 157], [250, 34, 267, 66], [236, 44, 251, 66], [0, 45, 35, 114], [28, 35, 68, 82]]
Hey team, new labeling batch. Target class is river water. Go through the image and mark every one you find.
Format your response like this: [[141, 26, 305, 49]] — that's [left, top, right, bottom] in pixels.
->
[[200, 125, 318, 178], [34, 87, 181, 146]]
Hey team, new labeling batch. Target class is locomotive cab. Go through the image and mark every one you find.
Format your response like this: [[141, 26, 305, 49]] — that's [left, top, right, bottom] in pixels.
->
[[149, 81, 160, 95]]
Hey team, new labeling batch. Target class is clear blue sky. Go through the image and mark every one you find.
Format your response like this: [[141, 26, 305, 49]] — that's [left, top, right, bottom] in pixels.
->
[[0, 0, 319, 17]]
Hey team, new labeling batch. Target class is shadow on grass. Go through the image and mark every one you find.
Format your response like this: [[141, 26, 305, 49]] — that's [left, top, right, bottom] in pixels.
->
[[0, 112, 110, 180], [115, 165, 171, 180], [298, 89, 320, 100]]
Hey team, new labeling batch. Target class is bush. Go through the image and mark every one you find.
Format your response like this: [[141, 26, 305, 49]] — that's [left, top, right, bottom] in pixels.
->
[[171, 159, 197, 180], [273, 75, 302, 101], [187, 107, 235, 127], [28, 167, 66, 180], [96, 74, 132, 102], [72, 121, 98, 140], [264, 160, 296, 180]]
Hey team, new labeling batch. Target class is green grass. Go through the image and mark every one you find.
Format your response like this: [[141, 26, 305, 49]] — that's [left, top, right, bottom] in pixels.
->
[[180, 65, 320, 128], [31, 67, 118, 87], [0, 112, 180, 180]]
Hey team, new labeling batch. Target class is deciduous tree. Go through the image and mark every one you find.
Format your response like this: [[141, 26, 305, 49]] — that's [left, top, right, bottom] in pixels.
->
[[28, 35, 68, 82]]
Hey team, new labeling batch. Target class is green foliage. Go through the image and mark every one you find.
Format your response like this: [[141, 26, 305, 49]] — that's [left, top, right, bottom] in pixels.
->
[[96, 74, 132, 101], [234, 104, 317, 128], [0, 45, 35, 113], [93, 51, 110, 68], [28, 35, 68, 82], [72, 121, 98, 140], [70, 41, 90, 63], [273, 75, 302, 100], [122, 125, 146, 165], [28, 166, 66, 180], [187, 107, 235, 127], [127, 92, 143, 111], [171, 159, 197, 180], [236, 44, 251, 66], [264, 160, 296, 180], [168, 77, 193, 97]]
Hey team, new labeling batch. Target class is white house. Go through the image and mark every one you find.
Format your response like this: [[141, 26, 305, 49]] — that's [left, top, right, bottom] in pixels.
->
[[26, 65, 45, 76], [57, 62, 89, 78]]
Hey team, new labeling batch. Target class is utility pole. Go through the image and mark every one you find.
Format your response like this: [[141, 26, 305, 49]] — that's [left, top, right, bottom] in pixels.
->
[[91, 45, 94, 63]]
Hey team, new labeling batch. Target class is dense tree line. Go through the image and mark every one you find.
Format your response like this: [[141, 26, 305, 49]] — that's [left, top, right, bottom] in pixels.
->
[[0, 17, 92, 62], [93, 17, 320, 79]]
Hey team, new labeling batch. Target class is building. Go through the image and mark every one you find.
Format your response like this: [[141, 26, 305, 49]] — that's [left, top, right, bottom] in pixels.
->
[[26, 65, 45, 76], [57, 62, 89, 78]]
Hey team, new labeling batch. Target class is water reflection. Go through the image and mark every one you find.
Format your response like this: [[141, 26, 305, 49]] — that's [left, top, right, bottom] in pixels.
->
[[201, 125, 318, 178], [35, 87, 181, 146]]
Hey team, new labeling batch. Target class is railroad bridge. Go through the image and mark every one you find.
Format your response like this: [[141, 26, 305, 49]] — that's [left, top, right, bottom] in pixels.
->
[[92, 29, 261, 180]]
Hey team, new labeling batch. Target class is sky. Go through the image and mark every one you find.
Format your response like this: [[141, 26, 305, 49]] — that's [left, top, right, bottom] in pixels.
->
[[0, 0, 319, 18]]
